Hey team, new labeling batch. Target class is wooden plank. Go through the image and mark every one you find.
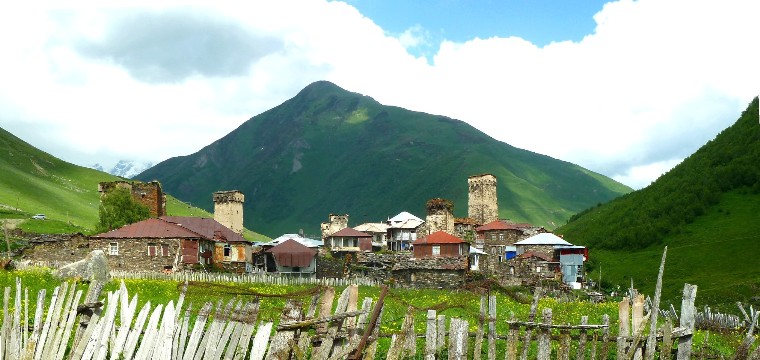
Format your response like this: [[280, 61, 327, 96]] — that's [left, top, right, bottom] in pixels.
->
[[350, 286, 388, 360], [385, 306, 415, 360], [46, 282, 76, 360], [67, 312, 100, 360], [520, 287, 543, 360], [155, 300, 177, 360], [133, 303, 164, 360], [93, 290, 121, 360], [645, 247, 667, 360], [223, 302, 250, 360], [600, 315, 611, 360], [676, 284, 697, 360], [363, 308, 384, 360], [111, 291, 139, 359], [296, 293, 321, 358], [537, 308, 552, 360], [123, 301, 153, 360], [488, 294, 496, 360], [313, 287, 350, 360], [448, 318, 469, 360], [11, 278, 22, 360], [210, 301, 241, 360], [577, 316, 588, 360], [249, 322, 273, 360], [437, 315, 446, 356], [53, 289, 83, 360], [558, 329, 570, 360], [317, 287, 336, 336], [265, 299, 303, 360], [232, 299, 260, 360], [506, 313, 518, 360], [474, 296, 486, 360], [617, 297, 630, 360], [632, 294, 645, 360], [660, 319, 672, 360], [181, 302, 213, 360], [22, 288, 46, 359], [425, 310, 437, 360], [198, 300, 233, 360], [35, 284, 63, 360]]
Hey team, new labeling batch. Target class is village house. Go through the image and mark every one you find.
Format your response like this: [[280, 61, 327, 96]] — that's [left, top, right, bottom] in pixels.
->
[[89, 217, 215, 272], [325, 227, 373, 253], [254, 233, 322, 272], [475, 220, 546, 272], [386, 211, 424, 251], [266, 239, 318, 278], [161, 216, 251, 273], [412, 231, 469, 259], [353, 222, 388, 251]]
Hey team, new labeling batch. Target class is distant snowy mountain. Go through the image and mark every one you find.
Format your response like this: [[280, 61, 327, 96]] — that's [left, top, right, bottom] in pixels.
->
[[90, 160, 153, 178]]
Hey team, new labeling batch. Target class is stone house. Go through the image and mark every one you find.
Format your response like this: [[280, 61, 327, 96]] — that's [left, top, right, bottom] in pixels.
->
[[89, 218, 215, 272], [325, 227, 373, 253], [514, 233, 572, 257], [412, 231, 470, 259], [266, 239, 318, 278], [386, 211, 424, 251], [161, 216, 251, 273], [475, 220, 545, 272], [509, 251, 558, 282]]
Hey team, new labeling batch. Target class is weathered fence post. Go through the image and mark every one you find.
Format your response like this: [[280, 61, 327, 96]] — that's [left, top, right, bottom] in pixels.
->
[[576, 316, 589, 360], [506, 313, 518, 360], [488, 294, 497, 360], [645, 247, 667, 360], [536, 308, 552, 360], [520, 287, 543, 360], [475, 295, 486, 360], [425, 310, 437, 360], [676, 284, 697, 360], [617, 297, 631, 360], [265, 299, 303, 360], [448, 318, 469, 360]]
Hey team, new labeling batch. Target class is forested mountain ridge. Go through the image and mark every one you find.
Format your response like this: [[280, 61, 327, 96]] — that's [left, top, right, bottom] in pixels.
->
[[137, 81, 631, 237], [557, 97, 759, 250]]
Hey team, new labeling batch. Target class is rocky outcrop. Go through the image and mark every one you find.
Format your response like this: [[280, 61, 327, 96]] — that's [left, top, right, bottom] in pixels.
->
[[54, 250, 110, 283]]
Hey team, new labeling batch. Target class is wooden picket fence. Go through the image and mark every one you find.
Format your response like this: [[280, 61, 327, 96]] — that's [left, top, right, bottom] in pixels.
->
[[2, 247, 758, 359]]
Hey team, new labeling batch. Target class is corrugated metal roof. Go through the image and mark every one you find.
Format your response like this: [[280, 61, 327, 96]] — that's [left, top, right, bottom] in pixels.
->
[[161, 216, 247, 243], [266, 234, 322, 248], [514, 233, 572, 246], [388, 211, 423, 223], [92, 218, 203, 239], [267, 239, 318, 268], [413, 231, 465, 244], [354, 222, 389, 233], [476, 220, 535, 232], [329, 227, 372, 238]]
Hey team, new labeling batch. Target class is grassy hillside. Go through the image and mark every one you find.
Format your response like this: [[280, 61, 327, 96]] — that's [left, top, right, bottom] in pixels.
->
[[138, 81, 631, 237], [0, 127, 269, 241], [557, 97, 760, 309]]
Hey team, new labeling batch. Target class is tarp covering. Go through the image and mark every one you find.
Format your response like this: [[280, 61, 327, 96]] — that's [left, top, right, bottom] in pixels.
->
[[267, 239, 318, 267]]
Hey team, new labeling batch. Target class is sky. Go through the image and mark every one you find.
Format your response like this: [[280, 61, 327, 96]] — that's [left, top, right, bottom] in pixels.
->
[[0, 0, 758, 189]]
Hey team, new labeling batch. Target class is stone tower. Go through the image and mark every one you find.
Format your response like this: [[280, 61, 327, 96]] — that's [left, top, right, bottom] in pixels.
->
[[424, 198, 455, 235], [98, 181, 166, 218], [468, 174, 498, 225], [213, 190, 245, 234], [321, 214, 349, 239]]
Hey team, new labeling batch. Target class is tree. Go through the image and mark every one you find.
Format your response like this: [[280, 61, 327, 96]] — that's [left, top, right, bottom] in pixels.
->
[[97, 187, 150, 233]]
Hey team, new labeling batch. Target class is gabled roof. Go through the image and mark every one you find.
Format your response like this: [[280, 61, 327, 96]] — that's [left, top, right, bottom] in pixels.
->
[[514, 233, 572, 246], [92, 218, 203, 239], [161, 216, 247, 243], [267, 239, 318, 268], [517, 251, 553, 262], [413, 231, 466, 245], [388, 211, 423, 223], [329, 227, 372, 238], [267, 234, 322, 248], [354, 222, 389, 233], [476, 220, 535, 232]]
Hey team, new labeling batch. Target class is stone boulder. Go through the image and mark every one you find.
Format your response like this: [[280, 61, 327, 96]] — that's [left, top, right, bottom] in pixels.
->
[[54, 250, 109, 283]]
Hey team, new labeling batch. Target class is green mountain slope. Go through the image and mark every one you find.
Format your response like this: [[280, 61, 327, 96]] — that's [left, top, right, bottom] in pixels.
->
[[137, 81, 631, 237], [0, 127, 269, 241], [557, 97, 760, 309]]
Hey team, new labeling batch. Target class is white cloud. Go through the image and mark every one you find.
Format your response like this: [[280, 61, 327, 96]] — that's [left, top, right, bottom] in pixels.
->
[[0, 0, 758, 189]]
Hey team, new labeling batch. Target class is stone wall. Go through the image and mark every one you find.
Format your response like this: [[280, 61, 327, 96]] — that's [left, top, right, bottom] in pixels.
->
[[89, 238, 183, 272], [468, 174, 498, 225], [352, 252, 468, 289], [99, 181, 165, 217], [213, 190, 245, 234], [23, 234, 92, 264]]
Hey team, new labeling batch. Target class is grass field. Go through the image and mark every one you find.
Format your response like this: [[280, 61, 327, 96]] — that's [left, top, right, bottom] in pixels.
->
[[0, 268, 750, 358]]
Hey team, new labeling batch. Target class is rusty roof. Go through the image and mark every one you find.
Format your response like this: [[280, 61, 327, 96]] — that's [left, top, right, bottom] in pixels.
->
[[329, 227, 372, 238], [267, 239, 318, 268], [413, 231, 465, 245], [517, 251, 553, 262], [161, 216, 247, 243], [476, 220, 535, 232], [92, 218, 203, 239]]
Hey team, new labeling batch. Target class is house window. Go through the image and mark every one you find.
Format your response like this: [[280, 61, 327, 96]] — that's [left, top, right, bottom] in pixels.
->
[[536, 266, 542, 273], [109, 242, 119, 256], [161, 244, 170, 257], [147, 243, 158, 256], [223, 244, 231, 257], [499, 233, 505, 241], [432, 245, 440, 256]]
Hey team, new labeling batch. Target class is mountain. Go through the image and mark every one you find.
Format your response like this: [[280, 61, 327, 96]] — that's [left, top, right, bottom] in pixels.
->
[[137, 81, 631, 237], [91, 160, 154, 179], [0, 127, 268, 241], [556, 97, 760, 309]]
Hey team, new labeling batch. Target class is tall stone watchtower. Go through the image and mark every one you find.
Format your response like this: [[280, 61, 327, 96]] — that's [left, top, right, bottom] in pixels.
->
[[424, 198, 455, 236], [213, 190, 245, 234], [98, 181, 166, 218], [468, 174, 498, 225]]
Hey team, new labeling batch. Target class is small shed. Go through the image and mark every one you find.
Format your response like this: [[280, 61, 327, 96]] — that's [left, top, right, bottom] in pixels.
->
[[267, 239, 318, 277], [412, 231, 469, 258]]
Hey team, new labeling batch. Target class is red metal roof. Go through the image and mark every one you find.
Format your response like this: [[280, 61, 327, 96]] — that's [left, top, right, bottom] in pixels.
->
[[161, 216, 247, 243], [329, 227, 372, 238], [267, 239, 318, 267], [92, 218, 203, 239], [413, 231, 465, 245]]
